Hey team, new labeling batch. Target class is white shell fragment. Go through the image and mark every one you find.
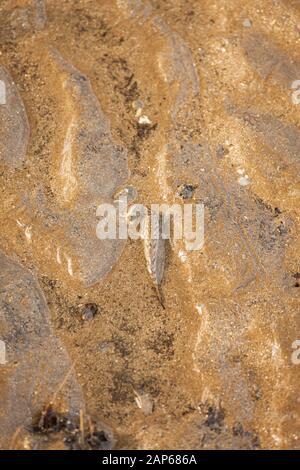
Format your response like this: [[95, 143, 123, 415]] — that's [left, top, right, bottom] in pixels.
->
[[138, 114, 152, 126], [134, 389, 154, 415], [238, 176, 251, 186], [243, 19, 252, 28]]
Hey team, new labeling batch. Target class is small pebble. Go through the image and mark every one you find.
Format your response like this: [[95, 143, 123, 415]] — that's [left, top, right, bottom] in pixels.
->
[[238, 176, 250, 186], [99, 341, 114, 353], [138, 115, 152, 126], [179, 184, 197, 200], [216, 145, 229, 157], [132, 100, 144, 118], [132, 100, 143, 111], [82, 303, 99, 321], [243, 19, 252, 28]]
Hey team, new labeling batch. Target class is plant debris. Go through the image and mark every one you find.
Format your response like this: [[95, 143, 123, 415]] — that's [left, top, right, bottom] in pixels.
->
[[31, 405, 115, 450]]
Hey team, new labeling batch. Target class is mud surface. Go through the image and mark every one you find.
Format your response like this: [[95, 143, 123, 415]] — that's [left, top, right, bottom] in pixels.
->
[[0, 0, 299, 449]]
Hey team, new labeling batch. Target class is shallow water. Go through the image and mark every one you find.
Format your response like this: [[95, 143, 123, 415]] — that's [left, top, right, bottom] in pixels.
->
[[0, 67, 30, 168], [0, 0, 299, 450], [0, 251, 84, 449]]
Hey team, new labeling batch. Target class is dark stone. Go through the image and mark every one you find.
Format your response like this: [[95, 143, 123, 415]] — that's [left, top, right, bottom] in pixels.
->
[[82, 303, 99, 321], [179, 184, 196, 200]]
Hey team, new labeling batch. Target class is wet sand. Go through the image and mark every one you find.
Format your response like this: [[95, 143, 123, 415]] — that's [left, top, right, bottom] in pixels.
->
[[0, 0, 299, 449]]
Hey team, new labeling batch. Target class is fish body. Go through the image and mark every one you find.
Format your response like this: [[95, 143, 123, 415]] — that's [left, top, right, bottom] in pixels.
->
[[143, 210, 166, 308]]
